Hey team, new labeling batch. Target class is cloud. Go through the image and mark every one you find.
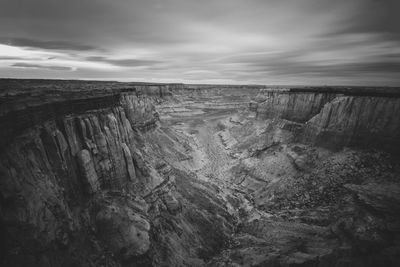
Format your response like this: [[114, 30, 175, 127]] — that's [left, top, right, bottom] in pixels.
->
[[86, 56, 161, 67], [0, 0, 399, 85], [11, 62, 73, 71], [0, 56, 23, 60], [0, 37, 99, 51]]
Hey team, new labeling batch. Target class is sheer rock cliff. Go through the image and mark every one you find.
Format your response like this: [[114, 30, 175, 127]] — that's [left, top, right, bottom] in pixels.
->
[[253, 88, 400, 154]]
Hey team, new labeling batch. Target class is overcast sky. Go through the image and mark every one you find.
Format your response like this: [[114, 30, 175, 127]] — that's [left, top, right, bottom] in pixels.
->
[[0, 0, 399, 85]]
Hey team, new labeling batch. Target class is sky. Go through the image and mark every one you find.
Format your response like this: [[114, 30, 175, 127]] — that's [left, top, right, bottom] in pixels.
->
[[0, 0, 399, 85]]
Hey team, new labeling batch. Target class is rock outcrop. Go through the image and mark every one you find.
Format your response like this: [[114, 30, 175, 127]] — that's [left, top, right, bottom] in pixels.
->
[[255, 88, 336, 122], [304, 96, 400, 153], [254, 88, 400, 154], [0, 91, 159, 265]]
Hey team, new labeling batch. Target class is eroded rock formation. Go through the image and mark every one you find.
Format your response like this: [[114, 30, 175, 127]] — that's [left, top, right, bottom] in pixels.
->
[[304, 96, 400, 153], [253, 88, 400, 154]]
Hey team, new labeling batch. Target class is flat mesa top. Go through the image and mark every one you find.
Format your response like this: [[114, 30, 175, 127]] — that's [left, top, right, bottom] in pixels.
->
[[1, 78, 400, 94]]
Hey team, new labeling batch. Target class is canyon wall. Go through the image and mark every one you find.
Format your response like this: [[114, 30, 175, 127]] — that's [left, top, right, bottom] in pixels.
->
[[304, 96, 400, 152], [0, 80, 238, 266], [254, 88, 337, 122], [254, 88, 400, 154], [170, 84, 263, 98], [0, 92, 159, 265], [0, 80, 187, 148], [1, 81, 154, 265]]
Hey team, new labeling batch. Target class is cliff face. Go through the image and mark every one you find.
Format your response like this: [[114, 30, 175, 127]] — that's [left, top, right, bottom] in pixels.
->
[[0, 80, 237, 266], [255, 89, 336, 122], [171, 84, 263, 98], [0, 93, 158, 265], [304, 96, 400, 152], [0, 79, 187, 148], [0, 93, 156, 194], [254, 88, 400, 154]]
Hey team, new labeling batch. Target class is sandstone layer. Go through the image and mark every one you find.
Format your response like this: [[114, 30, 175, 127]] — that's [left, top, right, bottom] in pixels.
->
[[253, 88, 400, 154]]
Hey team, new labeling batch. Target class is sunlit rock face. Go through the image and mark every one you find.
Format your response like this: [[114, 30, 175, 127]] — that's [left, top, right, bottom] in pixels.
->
[[1, 79, 400, 267]]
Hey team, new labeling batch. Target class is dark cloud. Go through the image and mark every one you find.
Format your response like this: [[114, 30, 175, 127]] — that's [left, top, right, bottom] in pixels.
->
[[250, 61, 400, 78], [0, 37, 99, 51], [11, 62, 73, 71], [0, 56, 23, 60]]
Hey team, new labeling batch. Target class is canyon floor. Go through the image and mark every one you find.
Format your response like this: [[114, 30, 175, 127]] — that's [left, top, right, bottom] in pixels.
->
[[1, 80, 400, 267], [154, 99, 400, 267]]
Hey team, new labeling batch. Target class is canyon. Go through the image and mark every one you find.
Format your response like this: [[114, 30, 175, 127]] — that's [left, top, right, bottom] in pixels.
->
[[1, 79, 400, 267]]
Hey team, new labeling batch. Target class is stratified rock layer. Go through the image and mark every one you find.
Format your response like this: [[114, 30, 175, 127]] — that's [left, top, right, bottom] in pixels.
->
[[254, 88, 400, 154], [304, 96, 400, 153], [255, 89, 336, 122], [0, 93, 158, 265]]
